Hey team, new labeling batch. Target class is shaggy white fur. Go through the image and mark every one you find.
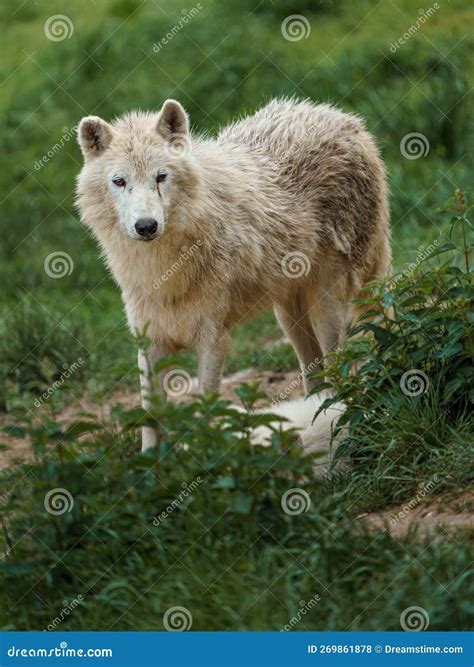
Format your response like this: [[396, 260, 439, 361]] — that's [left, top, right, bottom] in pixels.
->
[[242, 393, 346, 476]]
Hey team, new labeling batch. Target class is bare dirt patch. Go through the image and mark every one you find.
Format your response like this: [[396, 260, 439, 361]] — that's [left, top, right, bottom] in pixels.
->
[[358, 490, 473, 538], [0, 368, 304, 470]]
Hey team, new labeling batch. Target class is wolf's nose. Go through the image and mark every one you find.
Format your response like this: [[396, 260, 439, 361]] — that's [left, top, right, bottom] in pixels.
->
[[135, 218, 158, 237]]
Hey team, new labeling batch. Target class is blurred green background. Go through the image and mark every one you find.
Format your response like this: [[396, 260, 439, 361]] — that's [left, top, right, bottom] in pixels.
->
[[0, 0, 473, 399]]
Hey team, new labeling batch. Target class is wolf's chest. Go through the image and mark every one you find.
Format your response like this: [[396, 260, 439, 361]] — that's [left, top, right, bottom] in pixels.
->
[[123, 288, 205, 348]]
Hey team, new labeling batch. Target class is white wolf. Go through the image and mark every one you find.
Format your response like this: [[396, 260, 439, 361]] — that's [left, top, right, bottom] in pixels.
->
[[76, 98, 390, 451], [239, 393, 347, 475]]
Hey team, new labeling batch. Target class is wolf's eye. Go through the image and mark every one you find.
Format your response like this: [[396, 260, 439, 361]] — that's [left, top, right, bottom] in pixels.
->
[[112, 178, 126, 187], [156, 173, 167, 184]]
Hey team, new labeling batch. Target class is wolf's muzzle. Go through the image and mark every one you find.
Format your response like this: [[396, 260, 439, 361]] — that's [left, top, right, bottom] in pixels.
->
[[135, 218, 158, 240]]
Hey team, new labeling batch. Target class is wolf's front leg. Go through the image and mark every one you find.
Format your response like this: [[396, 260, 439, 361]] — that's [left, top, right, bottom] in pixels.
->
[[137, 343, 169, 452], [197, 330, 230, 393]]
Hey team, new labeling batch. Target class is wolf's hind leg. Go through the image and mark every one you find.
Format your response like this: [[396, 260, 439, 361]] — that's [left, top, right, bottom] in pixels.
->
[[274, 300, 323, 393], [309, 292, 348, 358]]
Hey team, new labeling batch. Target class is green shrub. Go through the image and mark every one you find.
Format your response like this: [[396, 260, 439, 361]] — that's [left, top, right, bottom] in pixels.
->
[[1, 381, 472, 631], [315, 191, 473, 501]]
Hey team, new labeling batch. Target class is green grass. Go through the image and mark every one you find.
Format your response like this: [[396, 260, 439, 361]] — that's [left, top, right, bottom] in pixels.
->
[[0, 377, 472, 631], [0, 0, 473, 633], [0, 393, 471, 633]]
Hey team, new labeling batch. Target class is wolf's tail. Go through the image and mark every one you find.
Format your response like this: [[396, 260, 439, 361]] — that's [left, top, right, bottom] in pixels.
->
[[250, 393, 346, 475]]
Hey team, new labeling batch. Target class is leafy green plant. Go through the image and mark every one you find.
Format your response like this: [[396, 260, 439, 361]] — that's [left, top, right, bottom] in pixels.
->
[[314, 191, 473, 498], [1, 379, 472, 631]]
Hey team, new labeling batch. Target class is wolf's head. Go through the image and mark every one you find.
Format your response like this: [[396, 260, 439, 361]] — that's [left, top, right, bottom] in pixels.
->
[[76, 100, 197, 242]]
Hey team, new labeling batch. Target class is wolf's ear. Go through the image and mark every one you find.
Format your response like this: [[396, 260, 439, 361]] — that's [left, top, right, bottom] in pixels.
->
[[156, 100, 189, 139], [77, 116, 113, 159]]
